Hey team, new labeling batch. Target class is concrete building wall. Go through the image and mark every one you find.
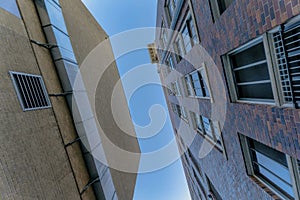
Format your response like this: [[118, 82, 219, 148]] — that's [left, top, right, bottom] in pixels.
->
[[0, 3, 82, 199], [156, 0, 300, 199], [16, 0, 97, 199], [60, 0, 141, 200], [0, 0, 140, 199]]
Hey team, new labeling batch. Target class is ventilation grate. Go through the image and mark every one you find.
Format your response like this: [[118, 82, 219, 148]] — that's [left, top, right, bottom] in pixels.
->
[[10, 71, 51, 111]]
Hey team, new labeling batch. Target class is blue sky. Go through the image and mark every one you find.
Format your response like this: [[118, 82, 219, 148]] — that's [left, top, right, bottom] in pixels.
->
[[81, 1, 191, 199]]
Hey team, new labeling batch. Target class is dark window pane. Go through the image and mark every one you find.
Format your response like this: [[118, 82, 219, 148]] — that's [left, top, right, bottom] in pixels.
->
[[237, 83, 273, 99], [235, 63, 270, 83], [231, 42, 266, 68], [217, 0, 227, 14], [251, 140, 287, 166], [248, 139, 294, 199]]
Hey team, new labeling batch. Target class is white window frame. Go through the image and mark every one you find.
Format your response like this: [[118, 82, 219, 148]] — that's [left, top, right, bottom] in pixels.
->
[[171, 81, 181, 96], [166, 54, 175, 73], [223, 35, 281, 106], [174, 35, 184, 63], [159, 20, 168, 52], [190, 111, 226, 156], [178, 11, 199, 55], [171, 103, 188, 122], [183, 63, 213, 102], [165, 0, 177, 24]]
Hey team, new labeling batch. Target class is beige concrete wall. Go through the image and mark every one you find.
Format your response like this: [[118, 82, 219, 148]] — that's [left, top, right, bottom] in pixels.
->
[[16, 0, 97, 199], [0, 5, 81, 200], [59, 0, 141, 199]]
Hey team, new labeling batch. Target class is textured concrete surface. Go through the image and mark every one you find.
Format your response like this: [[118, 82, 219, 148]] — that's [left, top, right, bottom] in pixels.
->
[[0, 4, 82, 199], [60, 0, 141, 199]]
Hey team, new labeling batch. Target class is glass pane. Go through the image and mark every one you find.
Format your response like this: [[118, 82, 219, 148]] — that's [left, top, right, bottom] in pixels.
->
[[187, 18, 197, 44], [252, 140, 288, 166], [258, 166, 294, 198], [255, 152, 291, 184], [191, 72, 199, 82], [185, 76, 193, 96], [217, 0, 227, 14], [235, 63, 270, 83], [0, 0, 20, 17], [45, 0, 68, 33], [182, 26, 192, 52], [169, 56, 174, 69], [52, 27, 73, 51], [231, 42, 266, 68], [52, 27, 76, 62], [200, 69, 210, 97], [175, 82, 180, 95], [213, 121, 220, 139], [237, 83, 274, 100], [181, 107, 187, 118], [168, 1, 174, 18], [195, 114, 203, 131], [176, 105, 181, 116], [201, 116, 213, 137], [191, 72, 204, 97]]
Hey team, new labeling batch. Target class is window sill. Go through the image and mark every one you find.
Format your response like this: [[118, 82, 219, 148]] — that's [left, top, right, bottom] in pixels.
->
[[235, 99, 276, 106], [181, 116, 189, 124], [187, 96, 211, 101], [249, 176, 287, 200]]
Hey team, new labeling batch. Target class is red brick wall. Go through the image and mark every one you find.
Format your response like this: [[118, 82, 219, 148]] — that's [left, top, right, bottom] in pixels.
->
[[156, 0, 300, 199]]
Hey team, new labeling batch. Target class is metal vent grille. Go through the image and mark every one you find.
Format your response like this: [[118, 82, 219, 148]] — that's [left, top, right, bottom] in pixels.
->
[[272, 21, 300, 108], [272, 31, 293, 105], [283, 23, 300, 107], [10, 71, 51, 111]]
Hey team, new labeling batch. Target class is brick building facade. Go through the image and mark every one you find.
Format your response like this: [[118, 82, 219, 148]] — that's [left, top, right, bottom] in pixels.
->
[[156, 0, 300, 199]]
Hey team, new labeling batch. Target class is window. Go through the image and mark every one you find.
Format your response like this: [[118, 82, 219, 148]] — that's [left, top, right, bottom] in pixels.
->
[[182, 25, 192, 53], [186, 17, 198, 44], [207, 176, 223, 200], [224, 37, 276, 103], [184, 65, 210, 98], [174, 37, 184, 63], [0, 0, 20, 17], [166, 0, 177, 22], [209, 0, 233, 22], [190, 112, 225, 152], [167, 85, 174, 96], [165, 55, 175, 73], [171, 103, 187, 121], [175, 13, 199, 61], [240, 135, 300, 199], [224, 17, 300, 107], [176, 104, 187, 119], [171, 81, 181, 96], [271, 19, 300, 108], [10, 71, 51, 111], [181, 15, 198, 53], [192, 167, 206, 199], [160, 21, 168, 50], [44, 0, 68, 33]]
